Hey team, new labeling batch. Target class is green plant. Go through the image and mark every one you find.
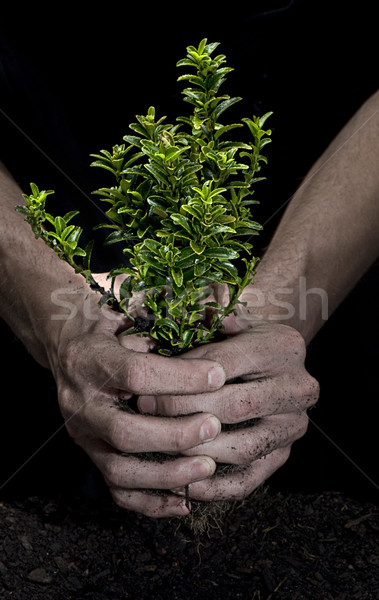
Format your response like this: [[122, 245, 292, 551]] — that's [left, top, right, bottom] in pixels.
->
[[16, 38, 272, 356]]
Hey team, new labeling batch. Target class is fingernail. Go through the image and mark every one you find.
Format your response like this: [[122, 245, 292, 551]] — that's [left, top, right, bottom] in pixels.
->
[[208, 364, 225, 389], [138, 396, 157, 414], [200, 415, 221, 442], [190, 457, 214, 480], [170, 487, 186, 496], [180, 500, 191, 514]]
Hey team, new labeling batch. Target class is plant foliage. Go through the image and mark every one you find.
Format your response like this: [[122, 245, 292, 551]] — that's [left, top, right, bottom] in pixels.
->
[[16, 39, 272, 355]]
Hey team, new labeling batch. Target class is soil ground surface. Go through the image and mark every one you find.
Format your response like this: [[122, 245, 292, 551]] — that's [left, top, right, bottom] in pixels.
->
[[1, 487, 378, 600]]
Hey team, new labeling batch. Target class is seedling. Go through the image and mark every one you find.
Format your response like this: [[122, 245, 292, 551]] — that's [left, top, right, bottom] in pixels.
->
[[16, 39, 272, 357]]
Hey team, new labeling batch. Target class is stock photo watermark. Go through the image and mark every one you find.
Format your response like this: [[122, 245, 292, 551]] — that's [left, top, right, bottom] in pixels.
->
[[50, 276, 329, 324]]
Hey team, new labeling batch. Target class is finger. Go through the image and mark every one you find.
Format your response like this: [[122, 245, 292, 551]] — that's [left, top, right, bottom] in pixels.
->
[[69, 334, 226, 395], [153, 373, 318, 421], [182, 412, 309, 464], [180, 325, 306, 381], [88, 440, 216, 490], [109, 488, 191, 518], [80, 400, 221, 454], [186, 446, 291, 502], [146, 371, 319, 422]]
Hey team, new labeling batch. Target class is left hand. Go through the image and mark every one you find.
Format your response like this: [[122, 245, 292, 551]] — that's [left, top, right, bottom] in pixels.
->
[[138, 317, 319, 502]]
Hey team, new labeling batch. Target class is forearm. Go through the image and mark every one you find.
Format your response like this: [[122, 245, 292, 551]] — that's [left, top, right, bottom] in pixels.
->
[[0, 162, 88, 367], [243, 90, 379, 343]]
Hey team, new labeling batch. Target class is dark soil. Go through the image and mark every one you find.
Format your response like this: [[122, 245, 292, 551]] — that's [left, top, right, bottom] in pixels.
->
[[1, 487, 378, 600]]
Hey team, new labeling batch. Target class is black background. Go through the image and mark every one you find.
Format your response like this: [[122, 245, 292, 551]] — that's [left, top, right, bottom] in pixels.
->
[[1, 1, 378, 503]]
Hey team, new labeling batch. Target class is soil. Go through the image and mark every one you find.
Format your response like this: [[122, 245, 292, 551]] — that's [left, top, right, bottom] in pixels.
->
[[0, 486, 378, 600]]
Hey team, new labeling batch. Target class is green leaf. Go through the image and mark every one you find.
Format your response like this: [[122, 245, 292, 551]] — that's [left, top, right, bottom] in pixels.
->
[[194, 261, 209, 277], [171, 267, 183, 287], [188, 311, 203, 325], [182, 204, 203, 220], [144, 163, 169, 186], [103, 230, 135, 245], [170, 214, 193, 235], [213, 97, 242, 120], [214, 123, 243, 139], [63, 210, 80, 224], [203, 247, 238, 260], [214, 261, 239, 281], [165, 145, 190, 162], [176, 248, 197, 268], [190, 240, 205, 255], [155, 318, 180, 336], [83, 240, 94, 270], [54, 216, 66, 236]]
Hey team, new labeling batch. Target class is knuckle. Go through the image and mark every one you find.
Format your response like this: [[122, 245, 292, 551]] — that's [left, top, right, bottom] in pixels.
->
[[107, 416, 130, 452], [159, 396, 185, 417], [171, 423, 192, 452], [124, 354, 148, 394], [103, 456, 122, 487], [109, 487, 128, 509], [293, 411, 310, 439], [272, 323, 307, 361], [230, 487, 249, 502], [276, 445, 292, 467], [301, 373, 320, 408], [284, 325, 307, 359], [234, 437, 257, 464], [59, 336, 84, 376], [57, 386, 74, 420], [300, 414, 310, 436], [227, 395, 253, 423]]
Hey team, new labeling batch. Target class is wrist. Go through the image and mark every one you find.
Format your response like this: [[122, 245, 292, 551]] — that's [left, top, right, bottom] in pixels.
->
[[237, 268, 329, 344], [0, 247, 90, 368]]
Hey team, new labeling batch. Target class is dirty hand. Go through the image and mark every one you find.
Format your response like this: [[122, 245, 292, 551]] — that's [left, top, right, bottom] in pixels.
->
[[47, 286, 226, 519], [139, 318, 319, 502]]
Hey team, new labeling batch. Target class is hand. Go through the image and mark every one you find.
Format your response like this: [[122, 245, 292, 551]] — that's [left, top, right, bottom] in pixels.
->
[[46, 284, 226, 518], [139, 318, 319, 502]]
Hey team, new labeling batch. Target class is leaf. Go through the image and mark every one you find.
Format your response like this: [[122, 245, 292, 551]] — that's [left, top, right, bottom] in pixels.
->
[[203, 247, 238, 260], [235, 227, 261, 236], [103, 230, 135, 245], [119, 276, 133, 300], [194, 261, 209, 277], [204, 301, 222, 309], [144, 163, 169, 186], [63, 210, 80, 224], [176, 248, 197, 269], [190, 288, 213, 303], [143, 238, 162, 253], [83, 240, 94, 270], [155, 318, 180, 336], [188, 311, 203, 326], [171, 267, 183, 287], [72, 247, 86, 257], [213, 97, 242, 120], [138, 252, 166, 271], [182, 204, 203, 220], [190, 240, 205, 255], [165, 145, 190, 162], [170, 214, 193, 235], [181, 329, 195, 348], [54, 216, 66, 236], [123, 134, 144, 147], [214, 123, 243, 140], [65, 226, 80, 244], [214, 261, 239, 281]]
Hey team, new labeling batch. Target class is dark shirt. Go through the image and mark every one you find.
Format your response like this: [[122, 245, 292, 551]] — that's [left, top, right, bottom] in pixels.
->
[[0, 1, 378, 500]]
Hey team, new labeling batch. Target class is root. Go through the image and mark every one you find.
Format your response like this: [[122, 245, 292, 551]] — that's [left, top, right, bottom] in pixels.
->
[[180, 498, 233, 536]]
